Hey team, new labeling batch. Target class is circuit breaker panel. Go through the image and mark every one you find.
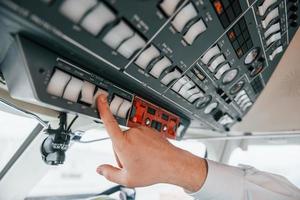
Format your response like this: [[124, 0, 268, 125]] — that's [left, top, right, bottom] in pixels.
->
[[0, 0, 299, 136]]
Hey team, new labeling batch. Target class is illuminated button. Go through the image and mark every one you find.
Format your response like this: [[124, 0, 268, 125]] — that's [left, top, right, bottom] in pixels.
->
[[183, 19, 207, 45], [264, 22, 280, 38], [135, 45, 160, 69], [59, 0, 97, 23], [204, 102, 218, 114], [185, 87, 201, 99], [171, 3, 198, 32], [258, 0, 277, 16], [110, 95, 124, 116], [80, 81, 96, 105], [102, 21, 134, 49], [201, 45, 221, 65], [172, 76, 189, 92], [269, 45, 283, 61], [219, 114, 234, 125], [222, 68, 238, 84], [117, 34, 146, 59], [63, 77, 83, 102], [208, 55, 226, 72], [234, 90, 246, 101], [159, 0, 182, 16], [117, 100, 132, 118], [266, 32, 281, 47], [242, 102, 253, 111], [262, 7, 279, 29], [214, 63, 230, 80], [188, 92, 204, 103], [149, 57, 172, 78], [47, 69, 71, 97], [80, 3, 116, 36], [160, 68, 182, 86], [178, 81, 195, 98], [92, 88, 108, 108]]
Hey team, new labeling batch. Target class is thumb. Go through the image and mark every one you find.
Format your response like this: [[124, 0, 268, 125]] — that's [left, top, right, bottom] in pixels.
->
[[97, 164, 124, 184]]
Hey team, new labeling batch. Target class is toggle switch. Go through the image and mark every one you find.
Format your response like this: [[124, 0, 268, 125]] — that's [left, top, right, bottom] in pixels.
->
[[117, 34, 146, 59], [63, 77, 83, 102], [80, 81, 96, 105], [81, 3, 116, 36], [160, 68, 182, 86], [264, 22, 280, 38], [204, 102, 218, 114], [92, 88, 108, 108], [237, 94, 249, 105], [135, 45, 160, 69], [242, 102, 253, 111], [110, 95, 124, 116], [102, 21, 134, 49], [262, 7, 279, 29], [171, 3, 198, 32], [59, 0, 97, 23], [201, 45, 221, 65], [234, 90, 246, 102], [159, 0, 182, 16], [47, 69, 71, 97], [208, 55, 226, 72], [188, 91, 204, 103], [269, 45, 283, 61], [219, 114, 234, 125], [178, 81, 196, 98], [240, 98, 251, 108], [172, 76, 189, 92], [149, 56, 172, 79], [117, 100, 132, 118], [183, 19, 207, 45], [185, 87, 201, 99], [214, 63, 230, 80], [266, 32, 281, 47], [258, 0, 277, 16]]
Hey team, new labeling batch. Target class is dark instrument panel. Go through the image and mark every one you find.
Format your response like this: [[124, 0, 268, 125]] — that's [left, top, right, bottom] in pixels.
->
[[0, 0, 299, 137]]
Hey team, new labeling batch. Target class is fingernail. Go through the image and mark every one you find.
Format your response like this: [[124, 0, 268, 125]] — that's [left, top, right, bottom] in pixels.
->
[[96, 167, 103, 175], [100, 95, 107, 103]]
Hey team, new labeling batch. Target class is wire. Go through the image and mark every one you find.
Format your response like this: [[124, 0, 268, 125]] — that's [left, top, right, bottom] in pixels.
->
[[67, 115, 78, 132], [74, 137, 110, 144]]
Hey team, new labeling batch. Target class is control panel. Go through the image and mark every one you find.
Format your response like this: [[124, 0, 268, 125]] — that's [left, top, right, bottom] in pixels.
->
[[0, 0, 299, 135]]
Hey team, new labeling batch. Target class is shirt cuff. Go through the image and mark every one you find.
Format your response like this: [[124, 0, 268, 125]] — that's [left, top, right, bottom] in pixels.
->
[[187, 160, 245, 200]]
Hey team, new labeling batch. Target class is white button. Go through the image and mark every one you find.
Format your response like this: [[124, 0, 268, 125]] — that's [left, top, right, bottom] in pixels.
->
[[188, 91, 204, 103], [59, 0, 97, 23], [208, 55, 226, 72], [266, 32, 281, 47], [201, 45, 221, 65], [258, 0, 277, 16], [264, 22, 280, 38], [47, 69, 71, 97], [160, 68, 182, 86], [102, 21, 134, 49], [242, 102, 253, 111], [214, 63, 230, 80], [171, 3, 198, 32], [219, 114, 234, 125], [63, 77, 83, 102], [234, 90, 246, 101], [183, 19, 206, 45], [269, 45, 283, 61], [204, 102, 218, 114], [80, 81, 96, 105], [149, 57, 172, 78], [110, 96, 124, 116], [80, 3, 116, 36], [262, 7, 279, 29], [92, 88, 108, 108], [178, 81, 195, 98], [185, 87, 201, 99], [117, 34, 146, 59], [172, 76, 189, 92], [160, 0, 182, 16], [117, 100, 132, 118], [135, 45, 160, 70]]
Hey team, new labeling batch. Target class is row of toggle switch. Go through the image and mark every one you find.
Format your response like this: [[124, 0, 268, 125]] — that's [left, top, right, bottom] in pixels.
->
[[59, 0, 146, 59], [159, 1, 207, 45], [46, 69, 132, 118], [234, 90, 253, 111]]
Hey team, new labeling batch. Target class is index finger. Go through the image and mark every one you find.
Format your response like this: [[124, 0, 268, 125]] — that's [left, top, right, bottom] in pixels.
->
[[97, 95, 123, 143]]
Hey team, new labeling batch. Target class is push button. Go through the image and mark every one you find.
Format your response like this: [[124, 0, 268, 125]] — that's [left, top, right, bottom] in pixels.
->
[[149, 57, 172, 79], [80, 81, 96, 105], [258, 0, 277, 16], [135, 45, 160, 70], [47, 69, 71, 97], [262, 7, 279, 29], [208, 55, 226, 72], [59, 0, 97, 23], [102, 21, 134, 49], [80, 3, 116, 36], [63, 77, 83, 102], [171, 3, 198, 32], [117, 34, 146, 59], [160, 68, 182, 86], [109, 95, 124, 116], [183, 19, 207, 45], [159, 0, 182, 16], [201, 45, 221, 65]]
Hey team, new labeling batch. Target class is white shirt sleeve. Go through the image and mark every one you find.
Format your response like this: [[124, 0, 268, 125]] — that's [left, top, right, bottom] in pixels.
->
[[187, 160, 300, 200]]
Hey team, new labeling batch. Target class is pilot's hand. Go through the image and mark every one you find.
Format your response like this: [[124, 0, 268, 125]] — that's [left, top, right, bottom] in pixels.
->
[[96, 95, 208, 192]]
